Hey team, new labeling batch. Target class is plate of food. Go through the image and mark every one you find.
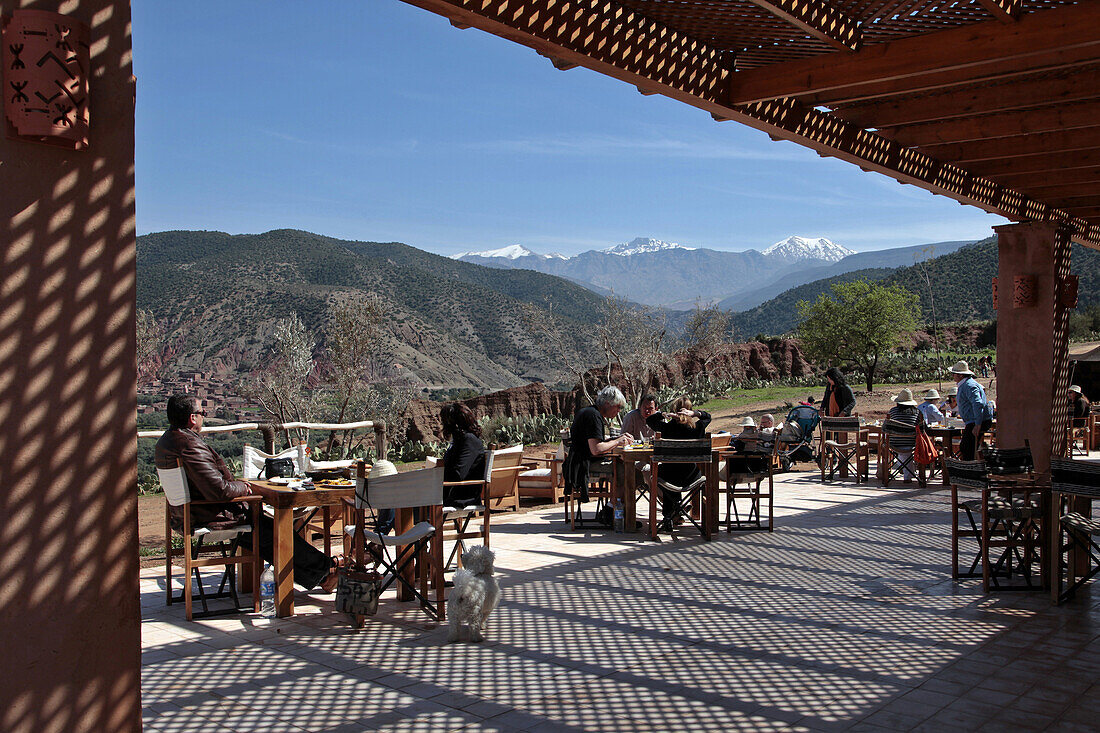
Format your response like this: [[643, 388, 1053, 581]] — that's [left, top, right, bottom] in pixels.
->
[[268, 477, 302, 487], [316, 478, 354, 488]]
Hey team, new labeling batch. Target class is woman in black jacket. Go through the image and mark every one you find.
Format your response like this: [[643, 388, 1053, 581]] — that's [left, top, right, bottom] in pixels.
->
[[646, 397, 711, 527], [440, 403, 486, 505], [822, 367, 856, 417]]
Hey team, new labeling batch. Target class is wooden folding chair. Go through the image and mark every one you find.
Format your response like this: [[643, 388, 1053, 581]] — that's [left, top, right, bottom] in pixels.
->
[[819, 416, 868, 483], [160, 460, 262, 621], [344, 463, 445, 626], [649, 436, 713, 541], [1052, 458, 1100, 603]]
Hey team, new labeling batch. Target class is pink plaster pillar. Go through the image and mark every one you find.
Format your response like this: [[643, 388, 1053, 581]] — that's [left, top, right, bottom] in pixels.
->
[[993, 222, 1074, 474]]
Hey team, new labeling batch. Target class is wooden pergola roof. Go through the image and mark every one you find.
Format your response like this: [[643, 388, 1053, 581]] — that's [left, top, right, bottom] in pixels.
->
[[400, 0, 1100, 247]]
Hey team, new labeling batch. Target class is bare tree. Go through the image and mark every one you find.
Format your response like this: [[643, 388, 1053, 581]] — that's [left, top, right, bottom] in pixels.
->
[[238, 313, 318, 447], [519, 299, 596, 404], [135, 308, 164, 386], [681, 300, 734, 382], [596, 296, 667, 407], [913, 245, 944, 390]]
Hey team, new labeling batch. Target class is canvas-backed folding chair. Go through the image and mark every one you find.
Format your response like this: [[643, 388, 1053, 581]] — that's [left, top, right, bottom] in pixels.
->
[[160, 460, 262, 621], [1052, 457, 1100, 604], [945, 457, 990, 580], [819, 416, 868, 483], [879, 419, 926, 487], [343, 463, 445, 625], [981, 442, 1045, 592], [649, 436, 713, 541], [720, 438, 777, 532]]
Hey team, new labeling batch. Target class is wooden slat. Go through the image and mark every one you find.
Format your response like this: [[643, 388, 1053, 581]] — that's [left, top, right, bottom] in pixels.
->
[[727, 3, 1100, 104], [882, 102, 1100, 147], [984, 162, 1100, 183], [1020, 181, 1100, 199], [921, 129, 1100, 164], [833, 66, 1100, 128], [743, 0, 862, 52]]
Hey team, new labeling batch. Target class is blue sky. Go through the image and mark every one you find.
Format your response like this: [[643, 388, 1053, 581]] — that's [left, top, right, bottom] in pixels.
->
[[133, 1, 1004, 256]]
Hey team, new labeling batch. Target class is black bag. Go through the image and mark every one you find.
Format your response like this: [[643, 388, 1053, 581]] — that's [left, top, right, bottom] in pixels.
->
[[264, 457, 295, 479]]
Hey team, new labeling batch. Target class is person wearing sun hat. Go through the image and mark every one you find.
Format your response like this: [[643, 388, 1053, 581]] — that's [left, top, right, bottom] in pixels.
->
[[950, 360, 993, 460], [1069, 385, 1092, 427], [919, 389, 944, 424], [886, 388, 925, 482], [939, 385, 958, 417]]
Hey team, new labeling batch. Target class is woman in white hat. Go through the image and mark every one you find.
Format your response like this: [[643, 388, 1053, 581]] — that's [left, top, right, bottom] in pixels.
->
[[1069, 385, 1092, 427], [939, 386, 958, 418], [886, 388, 925, 482], [950, 360, 993, 460], [918, 389, 944, 424]]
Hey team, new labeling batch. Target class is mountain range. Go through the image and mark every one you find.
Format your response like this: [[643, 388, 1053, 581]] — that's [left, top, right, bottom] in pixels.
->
[[137, 230, 607, 392], [731, 236, 1100, 337], [453, 235, 969, 310]]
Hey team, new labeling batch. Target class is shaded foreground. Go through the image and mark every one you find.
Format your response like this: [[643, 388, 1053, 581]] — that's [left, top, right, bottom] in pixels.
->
[[141, 473, 1099, 732]]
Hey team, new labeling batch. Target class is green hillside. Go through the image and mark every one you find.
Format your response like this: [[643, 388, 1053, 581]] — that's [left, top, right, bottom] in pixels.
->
[[732, 236, 1100, 336], [137, 230, 607, 389]]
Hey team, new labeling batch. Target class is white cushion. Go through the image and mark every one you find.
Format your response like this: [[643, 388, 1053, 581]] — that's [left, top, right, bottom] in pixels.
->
[[444, 505, 485, 516], [520, 468, 551, 479], [194, 524, 250, 543], [345, 521, 436, 546]]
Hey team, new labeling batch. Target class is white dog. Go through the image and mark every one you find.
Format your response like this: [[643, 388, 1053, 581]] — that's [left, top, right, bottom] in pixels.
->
[[447, 545, 499, 643]]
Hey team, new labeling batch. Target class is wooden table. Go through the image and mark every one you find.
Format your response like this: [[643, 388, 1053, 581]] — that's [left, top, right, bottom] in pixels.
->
[[612, 445, 723, 535], [248, 479, 353, 618], [925, 425, 963, 485]]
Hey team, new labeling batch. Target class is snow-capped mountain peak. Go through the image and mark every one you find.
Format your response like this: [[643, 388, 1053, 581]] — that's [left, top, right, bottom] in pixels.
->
[[762, 236, 854, 264], [451, 244, 547, 260], [601, 237, 696, 257]]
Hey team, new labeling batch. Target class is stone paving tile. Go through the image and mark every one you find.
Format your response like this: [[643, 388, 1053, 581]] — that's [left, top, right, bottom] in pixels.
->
[[141, 468, 1100, 732]]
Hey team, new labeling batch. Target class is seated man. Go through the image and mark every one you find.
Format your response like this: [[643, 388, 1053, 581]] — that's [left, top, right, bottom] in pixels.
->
[[155, 394, 340, 593], [918, 389, 944, 424], [620, 393, 658, 442], [564, 386, 633, 501]]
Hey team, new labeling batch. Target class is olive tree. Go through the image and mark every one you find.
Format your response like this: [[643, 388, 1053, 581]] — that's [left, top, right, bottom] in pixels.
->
[[797, 279, 920, 392]]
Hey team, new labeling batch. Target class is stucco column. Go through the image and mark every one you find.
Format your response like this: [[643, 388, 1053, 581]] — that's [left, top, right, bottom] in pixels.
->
[[993, 222, 1074, 474], [0, 2, 140, 732]]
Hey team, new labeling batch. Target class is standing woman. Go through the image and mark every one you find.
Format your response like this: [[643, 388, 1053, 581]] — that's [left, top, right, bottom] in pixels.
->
[[440, 403, 487, 505], [822, 367, 856, 417], [647, 397, 712, 528]]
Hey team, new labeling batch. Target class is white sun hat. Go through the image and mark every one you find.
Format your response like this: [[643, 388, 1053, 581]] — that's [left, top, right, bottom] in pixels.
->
[[893, 389, 918, 406], [949, 360, 973, 375], [739, 416, 756, 427], [1069, 385, 1083, 394], [369, 459, 398, 478], [945, 386, 958, 396], [923, 389, 940, 400]]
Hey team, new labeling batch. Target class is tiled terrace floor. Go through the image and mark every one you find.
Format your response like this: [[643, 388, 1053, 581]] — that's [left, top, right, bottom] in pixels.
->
[[141, 471, 1100, 732]]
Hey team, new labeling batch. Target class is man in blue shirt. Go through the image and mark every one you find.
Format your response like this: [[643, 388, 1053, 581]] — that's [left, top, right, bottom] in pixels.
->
[[918, 389, 944, 424], [950, 361, 993, 460]]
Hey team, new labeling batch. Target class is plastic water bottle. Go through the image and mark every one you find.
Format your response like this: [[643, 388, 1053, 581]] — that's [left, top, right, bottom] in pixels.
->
[[613, 498, 624, 534], [260, 564, 276, 617]]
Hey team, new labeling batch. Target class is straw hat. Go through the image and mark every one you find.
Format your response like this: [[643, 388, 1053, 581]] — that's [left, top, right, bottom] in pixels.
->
[[948, 360, 973, 375], [369, 459, 398, 478], [945, 386, 958, 396], [739, 416, 756, 428], [923, 389, 940, 400], [1070, 385, 1083, 394], [893, 389, 918, 406]]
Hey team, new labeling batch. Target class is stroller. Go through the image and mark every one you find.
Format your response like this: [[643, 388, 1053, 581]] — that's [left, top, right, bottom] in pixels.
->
[[777, 404, 820, 467]]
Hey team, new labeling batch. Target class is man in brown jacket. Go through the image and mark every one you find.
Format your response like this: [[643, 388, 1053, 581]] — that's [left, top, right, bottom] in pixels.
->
[[155, 394, 338, 592]]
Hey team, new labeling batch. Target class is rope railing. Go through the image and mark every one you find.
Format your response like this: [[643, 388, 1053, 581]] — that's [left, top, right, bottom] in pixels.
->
[[137, 420, 375, 439]]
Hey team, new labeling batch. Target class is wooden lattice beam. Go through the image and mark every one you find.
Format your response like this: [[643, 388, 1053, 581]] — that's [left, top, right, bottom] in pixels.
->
[[833, 66, 1100, 128], [400, 0, 1100, 246], [743, 0, 862, 52], [978, 0, 1022, 23], [882, 104, 1100, 147], [727, 3, 1100, 104], [983, 159, 1100, 181], [921, 129, 1100, 165]]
